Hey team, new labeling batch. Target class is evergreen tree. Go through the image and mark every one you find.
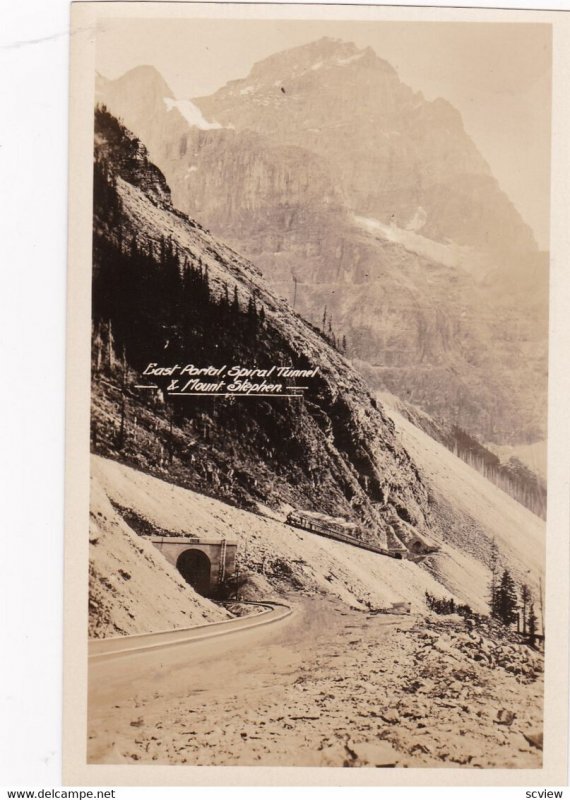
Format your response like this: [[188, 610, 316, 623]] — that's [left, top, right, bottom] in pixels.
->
[[232, 285, 240, 316], [204, 264, 210, 298], [528, 602, 538, 642], [489, 539, 500, 617], [520, 583, 532, 635], [496, 569, 519, 626]]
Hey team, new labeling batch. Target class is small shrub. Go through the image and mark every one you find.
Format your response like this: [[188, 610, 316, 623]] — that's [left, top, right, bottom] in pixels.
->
[[425, 591, 472, 618]]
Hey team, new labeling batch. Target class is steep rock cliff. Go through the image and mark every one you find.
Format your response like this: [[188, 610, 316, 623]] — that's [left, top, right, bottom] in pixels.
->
[[96, 44, 548, 446], [92, 107, 435, 553]]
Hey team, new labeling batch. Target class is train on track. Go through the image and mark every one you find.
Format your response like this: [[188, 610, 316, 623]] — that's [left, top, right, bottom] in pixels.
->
[[285, 508, 439, 561]]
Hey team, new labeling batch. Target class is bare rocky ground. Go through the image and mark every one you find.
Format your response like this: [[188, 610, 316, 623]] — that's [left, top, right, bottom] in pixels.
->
[[88, 596, 543, 769]]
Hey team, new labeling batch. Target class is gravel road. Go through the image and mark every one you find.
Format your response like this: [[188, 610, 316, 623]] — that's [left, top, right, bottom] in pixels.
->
[[88, 596, 543, 768]]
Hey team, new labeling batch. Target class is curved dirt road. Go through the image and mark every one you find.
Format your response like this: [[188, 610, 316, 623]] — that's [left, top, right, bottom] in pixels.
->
[[89, 601, 292, 660], [88, 597, 543, 769], [88, 596, 404, 765]]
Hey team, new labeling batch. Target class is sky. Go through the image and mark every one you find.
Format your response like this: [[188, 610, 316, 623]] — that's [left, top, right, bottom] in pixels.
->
[[96, 19, 552, 249]]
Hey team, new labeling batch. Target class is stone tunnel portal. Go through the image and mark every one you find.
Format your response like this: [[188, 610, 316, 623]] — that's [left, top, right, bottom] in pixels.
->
[[176, 548, 212, 596], [148, 536, 237, 598]]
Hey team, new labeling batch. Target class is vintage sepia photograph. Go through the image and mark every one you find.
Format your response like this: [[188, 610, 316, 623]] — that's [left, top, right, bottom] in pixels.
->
[[63, 1, 569, 786]]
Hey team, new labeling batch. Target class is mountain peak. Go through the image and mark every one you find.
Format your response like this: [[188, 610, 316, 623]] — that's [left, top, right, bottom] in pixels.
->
[[248, 37, 396, 83], [112, 64, 174, 98]]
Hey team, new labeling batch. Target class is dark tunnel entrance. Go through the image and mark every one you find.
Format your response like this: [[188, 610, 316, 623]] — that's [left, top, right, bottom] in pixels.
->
[[176, 549, 212, 596]]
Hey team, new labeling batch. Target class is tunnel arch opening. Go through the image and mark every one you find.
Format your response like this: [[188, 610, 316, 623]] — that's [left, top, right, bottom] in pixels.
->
[[176, 548, 212, 596]]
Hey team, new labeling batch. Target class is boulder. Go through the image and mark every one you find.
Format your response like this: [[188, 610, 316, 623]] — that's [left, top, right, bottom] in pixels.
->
[[496, 709, 516, 726], [523, 731, 544, 750], [348, 740, 402, 767], [380, 709, 400, 724]]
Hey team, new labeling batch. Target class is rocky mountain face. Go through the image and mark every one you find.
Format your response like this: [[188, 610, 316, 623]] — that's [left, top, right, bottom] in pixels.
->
[[96, 38, 548, 445], [92, 107, 439, 555], [197, 37, 536, 255]]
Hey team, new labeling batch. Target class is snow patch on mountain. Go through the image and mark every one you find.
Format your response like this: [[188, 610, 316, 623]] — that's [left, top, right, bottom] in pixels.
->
[[406, 206, 428, 232], [353, 213, 484, 272], [164, 97, 222, 130], [337, 52, 366, 66]]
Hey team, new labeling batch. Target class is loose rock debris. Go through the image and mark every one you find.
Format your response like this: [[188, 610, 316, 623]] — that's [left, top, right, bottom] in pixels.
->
[[88, 598, 543, 768]]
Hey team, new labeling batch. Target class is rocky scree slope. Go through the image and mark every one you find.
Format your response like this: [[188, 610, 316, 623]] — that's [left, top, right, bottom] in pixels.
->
[[381, 401, 544, 603], [376, 390, 547, 518], [89, 465, 230, 638], [88, 593, 544, 768], [92, 454, 472, 615]]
